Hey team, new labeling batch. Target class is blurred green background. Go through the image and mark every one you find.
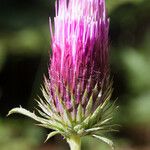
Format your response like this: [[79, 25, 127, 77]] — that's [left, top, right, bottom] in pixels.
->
[[0, 0, 150, 150]]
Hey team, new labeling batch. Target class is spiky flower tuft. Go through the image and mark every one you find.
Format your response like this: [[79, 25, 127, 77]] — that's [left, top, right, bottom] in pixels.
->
[[8, 0, 118, 150]]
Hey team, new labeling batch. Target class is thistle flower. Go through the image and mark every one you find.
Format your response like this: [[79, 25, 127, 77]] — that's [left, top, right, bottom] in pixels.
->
[[8, 0, 117, 150]]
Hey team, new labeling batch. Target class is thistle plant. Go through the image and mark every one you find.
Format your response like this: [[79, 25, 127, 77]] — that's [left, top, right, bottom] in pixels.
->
[[8, 0, 117, 150]]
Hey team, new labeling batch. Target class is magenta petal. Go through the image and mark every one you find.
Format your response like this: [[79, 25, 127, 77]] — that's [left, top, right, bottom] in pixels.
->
[[48, 0, 110, 111]]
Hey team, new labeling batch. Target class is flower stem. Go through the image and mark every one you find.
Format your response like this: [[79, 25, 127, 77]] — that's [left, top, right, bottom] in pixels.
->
[[67, 135, 81, 150]]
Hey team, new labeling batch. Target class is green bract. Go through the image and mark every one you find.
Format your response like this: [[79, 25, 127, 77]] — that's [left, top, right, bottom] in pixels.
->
[[8, 79, 117, 149]]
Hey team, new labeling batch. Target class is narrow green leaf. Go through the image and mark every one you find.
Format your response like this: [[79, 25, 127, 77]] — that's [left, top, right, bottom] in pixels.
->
[[92, 135, 114, 150], [89, 105, 102, 126], [86, 124, 118, 134], [45, 131, 60, 142], [40, 85, 59, 118], [36, 123, 67, 134], [36, 123, 56, 130], [92, 83, 98, 94], [85, 127, 104, 133], [36, 108, 51, 119], [74, 114, 91, 132], [82, 115, 91, 126], [35, 108, 66, 130], [94, 117, 113, 127], [100, 85, 113, 109], [36, 99, 52, 117], [82, 87, 88, 105], [102, 102, 118, 120], [7, 107, 50, 124], [36, 97, 64, 125], [56, 89, 72, 126], [85, 93, 93, 116], [76, 104, 83, 122], [81, 76, 92, 105], [100, 92, 112, 109], [70, 90, 76, 121], [41, 86, 50, 102], [93, 90, 102, 108], [43, 76, 50, 94], [103, 100, 117, 114]]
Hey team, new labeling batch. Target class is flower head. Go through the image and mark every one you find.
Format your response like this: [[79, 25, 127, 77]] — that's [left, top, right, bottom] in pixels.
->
[[49, 0, 110, 111], [8, 0, 117, 149]]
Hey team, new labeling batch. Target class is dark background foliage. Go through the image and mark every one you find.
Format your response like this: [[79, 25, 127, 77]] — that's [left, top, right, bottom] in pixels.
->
[[0, 0, 150, 149]]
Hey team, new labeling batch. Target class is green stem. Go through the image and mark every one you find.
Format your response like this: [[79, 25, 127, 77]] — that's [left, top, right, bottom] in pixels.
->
[[67, 135, 81, 150]]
